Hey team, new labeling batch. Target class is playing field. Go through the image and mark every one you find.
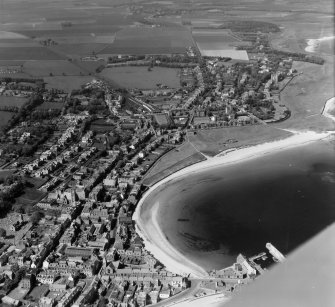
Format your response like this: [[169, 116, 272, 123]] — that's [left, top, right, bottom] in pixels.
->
[[99, 66, 181, 89]]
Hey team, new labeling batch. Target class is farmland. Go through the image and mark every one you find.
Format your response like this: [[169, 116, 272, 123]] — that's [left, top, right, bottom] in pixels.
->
[[99, 27, 195, 55], [99, 66, 181, 89], [0, 46, 65, 61], [50, 43, 110, 57], [23, 60, 86, 77]]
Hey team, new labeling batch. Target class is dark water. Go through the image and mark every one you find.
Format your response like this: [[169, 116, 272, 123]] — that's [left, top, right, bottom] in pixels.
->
[[154, 140, 335, 269]]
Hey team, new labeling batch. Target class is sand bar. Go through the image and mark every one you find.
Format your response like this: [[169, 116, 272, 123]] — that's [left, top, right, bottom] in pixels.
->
[[133, 130, 334, 278]]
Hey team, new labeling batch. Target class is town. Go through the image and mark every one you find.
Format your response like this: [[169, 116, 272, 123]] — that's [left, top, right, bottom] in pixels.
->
[[0, 17, 325, 307]]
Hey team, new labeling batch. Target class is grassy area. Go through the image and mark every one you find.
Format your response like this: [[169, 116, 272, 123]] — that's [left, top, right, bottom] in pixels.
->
[[99, 66, 181, 89], [0, 46, 65, 60], [143, 142, 206, 186], [0, 111, 15, 127], [99, 27, 194, 55], [36, 101, 64, 110], [188, 125, 293, 156], [44, 75, 95, 92], [273, 57, 335, 131], [50, 43, 109, 57], [16, 188, 46, 207], [0, 96, 27, 107], [23, 60, 85, 77], [0, 169, 15, 179]]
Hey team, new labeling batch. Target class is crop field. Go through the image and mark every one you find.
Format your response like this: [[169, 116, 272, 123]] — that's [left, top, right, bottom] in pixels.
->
[[23, 60, 85, 77], [99, 66, 181, 89], [50, 43, 110, 57], [100, 27, 195, 55], [0, 46, 65, 60], [0, 96, 27, 107], [47, 35, 115, 44], [44, 75, 95, 92]]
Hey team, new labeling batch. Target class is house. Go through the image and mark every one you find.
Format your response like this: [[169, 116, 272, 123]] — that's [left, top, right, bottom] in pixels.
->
[[40, 297, 55, 307], [19, 274, 34, 290], [159, 288, 170, 299]]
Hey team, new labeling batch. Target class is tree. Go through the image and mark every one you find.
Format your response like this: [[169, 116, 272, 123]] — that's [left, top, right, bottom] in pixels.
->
[[30, 211, 44, 225], [0, 228, 6, 238]]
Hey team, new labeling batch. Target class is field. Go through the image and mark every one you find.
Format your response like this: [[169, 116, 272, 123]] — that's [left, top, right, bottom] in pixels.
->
[[192, 29, 250, 60], [193, 29, 245, 48], [99, 66, 181, 89], [0, 111, 15, 127], [0, 169, 15, 179], [0, 46, 65, 60], [36, 101, 64, 110], [99, 27, 195, 55], [188, 125, 293, 156], [23, 60, 85, 77], [143, 142, 206, 186], [16, 188, 46, 207], [0, 96, 27, 107], [44, 75, 95, 92], [273, 58, 335, 132], [50, 43, 110, 57]]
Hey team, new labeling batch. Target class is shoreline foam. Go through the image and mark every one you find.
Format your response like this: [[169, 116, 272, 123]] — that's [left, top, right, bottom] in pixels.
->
[[305, 36, 335, 53], [133, 130, 334, 278], [322, 97, 335, 122]]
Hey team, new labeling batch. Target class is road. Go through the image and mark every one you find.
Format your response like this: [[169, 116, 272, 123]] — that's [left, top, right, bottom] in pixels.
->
[[152, 279, 202, 307]]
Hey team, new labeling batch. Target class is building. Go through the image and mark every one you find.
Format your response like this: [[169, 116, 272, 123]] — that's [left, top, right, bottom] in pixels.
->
[[40, 297, 55, 307]]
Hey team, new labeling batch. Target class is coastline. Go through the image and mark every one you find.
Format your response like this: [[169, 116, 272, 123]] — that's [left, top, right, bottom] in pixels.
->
[[133, 129, 334, 278], [305, 36, 335, 53], [322, 97, 335, 122]]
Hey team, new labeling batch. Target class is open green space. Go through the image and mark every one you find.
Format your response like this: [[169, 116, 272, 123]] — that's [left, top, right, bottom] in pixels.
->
[[273, 58, 335, 131], [0, 46, 65, 60], [99, 66, 181, 89], [188, 126, 293, 156], [23, 60, 85, 77], [143, 142, 206, 186], [0, 111, 16, 127], [0, 96, 27, 107], [44, 75, 95, 92], [100, 26, 194, 55], [36, 101, 64, 110]]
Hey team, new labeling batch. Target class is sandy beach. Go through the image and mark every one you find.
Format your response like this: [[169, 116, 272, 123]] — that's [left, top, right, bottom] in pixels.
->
[[133, 130, 334, 278]]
